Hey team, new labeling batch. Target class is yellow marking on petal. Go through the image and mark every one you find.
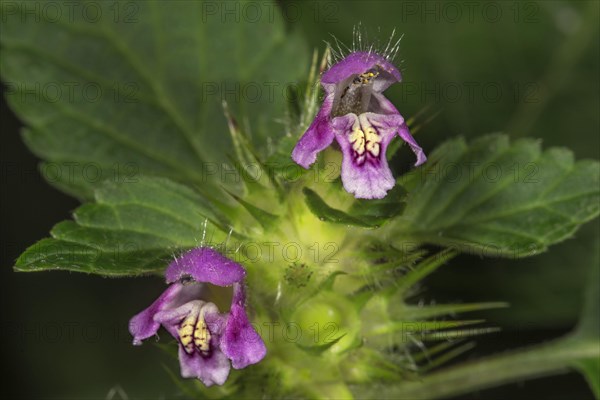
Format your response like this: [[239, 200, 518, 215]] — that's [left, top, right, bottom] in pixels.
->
[[349, 129, 366, 155], [353, 138, 366, 155], [194, 316, 211, 355], [367, 141, 380, 157], [179, 314, 197, 354], [349, 129, 363, 143], [365, 127, 381, 143]]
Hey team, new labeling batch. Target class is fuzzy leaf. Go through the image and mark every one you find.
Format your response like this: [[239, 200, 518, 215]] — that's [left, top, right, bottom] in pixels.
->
[[0, 0, 308, 199], [303, 187, 403, 228], [303, 188, 375, 227], [395, 134, 599, 257], [15, 177, 228, 276], [348, 185, 407, 223]]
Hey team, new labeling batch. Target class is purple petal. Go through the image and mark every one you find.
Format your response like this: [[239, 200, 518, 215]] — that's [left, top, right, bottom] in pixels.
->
[[156, 301, 230, 386], [129, 282, 202, 345], [322, 52, 401, 91], [165, 247, 246, 287], [365, 111, 404, 129], [368, 95, 427, 166], [339, 153, 395, 199], [204, 308, 228, 336], [291, 92, 336, 168], [154, 300, 224, 339], [178, 345, 231, 386], [398, 123, 427, 166], [370, 92, 401, 115], [231, 281, 245, 306], [221, 302, 267, 369], [333, 113, 399, 199]]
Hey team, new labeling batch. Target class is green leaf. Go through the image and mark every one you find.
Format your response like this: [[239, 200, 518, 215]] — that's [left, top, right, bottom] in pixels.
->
[[15, 177, 228, 276], [266, 135, 309, 182], [348, 185, 407, 224], [303, 187, 404, 228], [394, 134, 599, 257], [303, 188, 375, 227], [423, 222, 599, 329], [0, 0, 308, 199]]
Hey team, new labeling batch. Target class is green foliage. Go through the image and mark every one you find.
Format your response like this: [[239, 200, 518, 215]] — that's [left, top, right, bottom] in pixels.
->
[[394, 134, 599, 257], [302, 185, 406, 228], [0, 0, 308, 199], [303, 187, 377, 228], [2, 0, 599, 399], [16, 177, 228, 275]]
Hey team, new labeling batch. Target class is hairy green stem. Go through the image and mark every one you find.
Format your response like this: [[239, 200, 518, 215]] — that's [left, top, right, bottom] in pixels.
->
[[353, 335, 596, 399]]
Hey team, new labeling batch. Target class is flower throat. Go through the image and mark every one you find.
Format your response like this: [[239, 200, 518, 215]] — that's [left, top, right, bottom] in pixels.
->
[[332, 67, 380, 117]]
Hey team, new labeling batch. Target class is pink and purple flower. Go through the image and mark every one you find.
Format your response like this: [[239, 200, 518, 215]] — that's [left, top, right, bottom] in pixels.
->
[[129, 247, 266, 386], [292, 51, 426, 199]]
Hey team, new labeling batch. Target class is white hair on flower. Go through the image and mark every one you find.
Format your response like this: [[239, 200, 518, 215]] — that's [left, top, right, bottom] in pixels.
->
[[325, 23, 405, 67]]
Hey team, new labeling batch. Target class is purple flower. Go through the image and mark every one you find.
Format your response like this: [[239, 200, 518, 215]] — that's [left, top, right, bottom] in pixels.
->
[[129, 247, 266, 386], [292, 51, 426, 199]]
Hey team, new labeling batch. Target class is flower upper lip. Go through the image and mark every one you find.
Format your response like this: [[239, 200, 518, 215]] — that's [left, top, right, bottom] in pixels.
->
[[165, 247, 246, 286], [321, 51, 402, 91]]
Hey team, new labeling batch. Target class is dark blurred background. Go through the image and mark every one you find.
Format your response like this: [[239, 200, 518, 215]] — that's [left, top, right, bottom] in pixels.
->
[[2, 0, 598, 399]]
